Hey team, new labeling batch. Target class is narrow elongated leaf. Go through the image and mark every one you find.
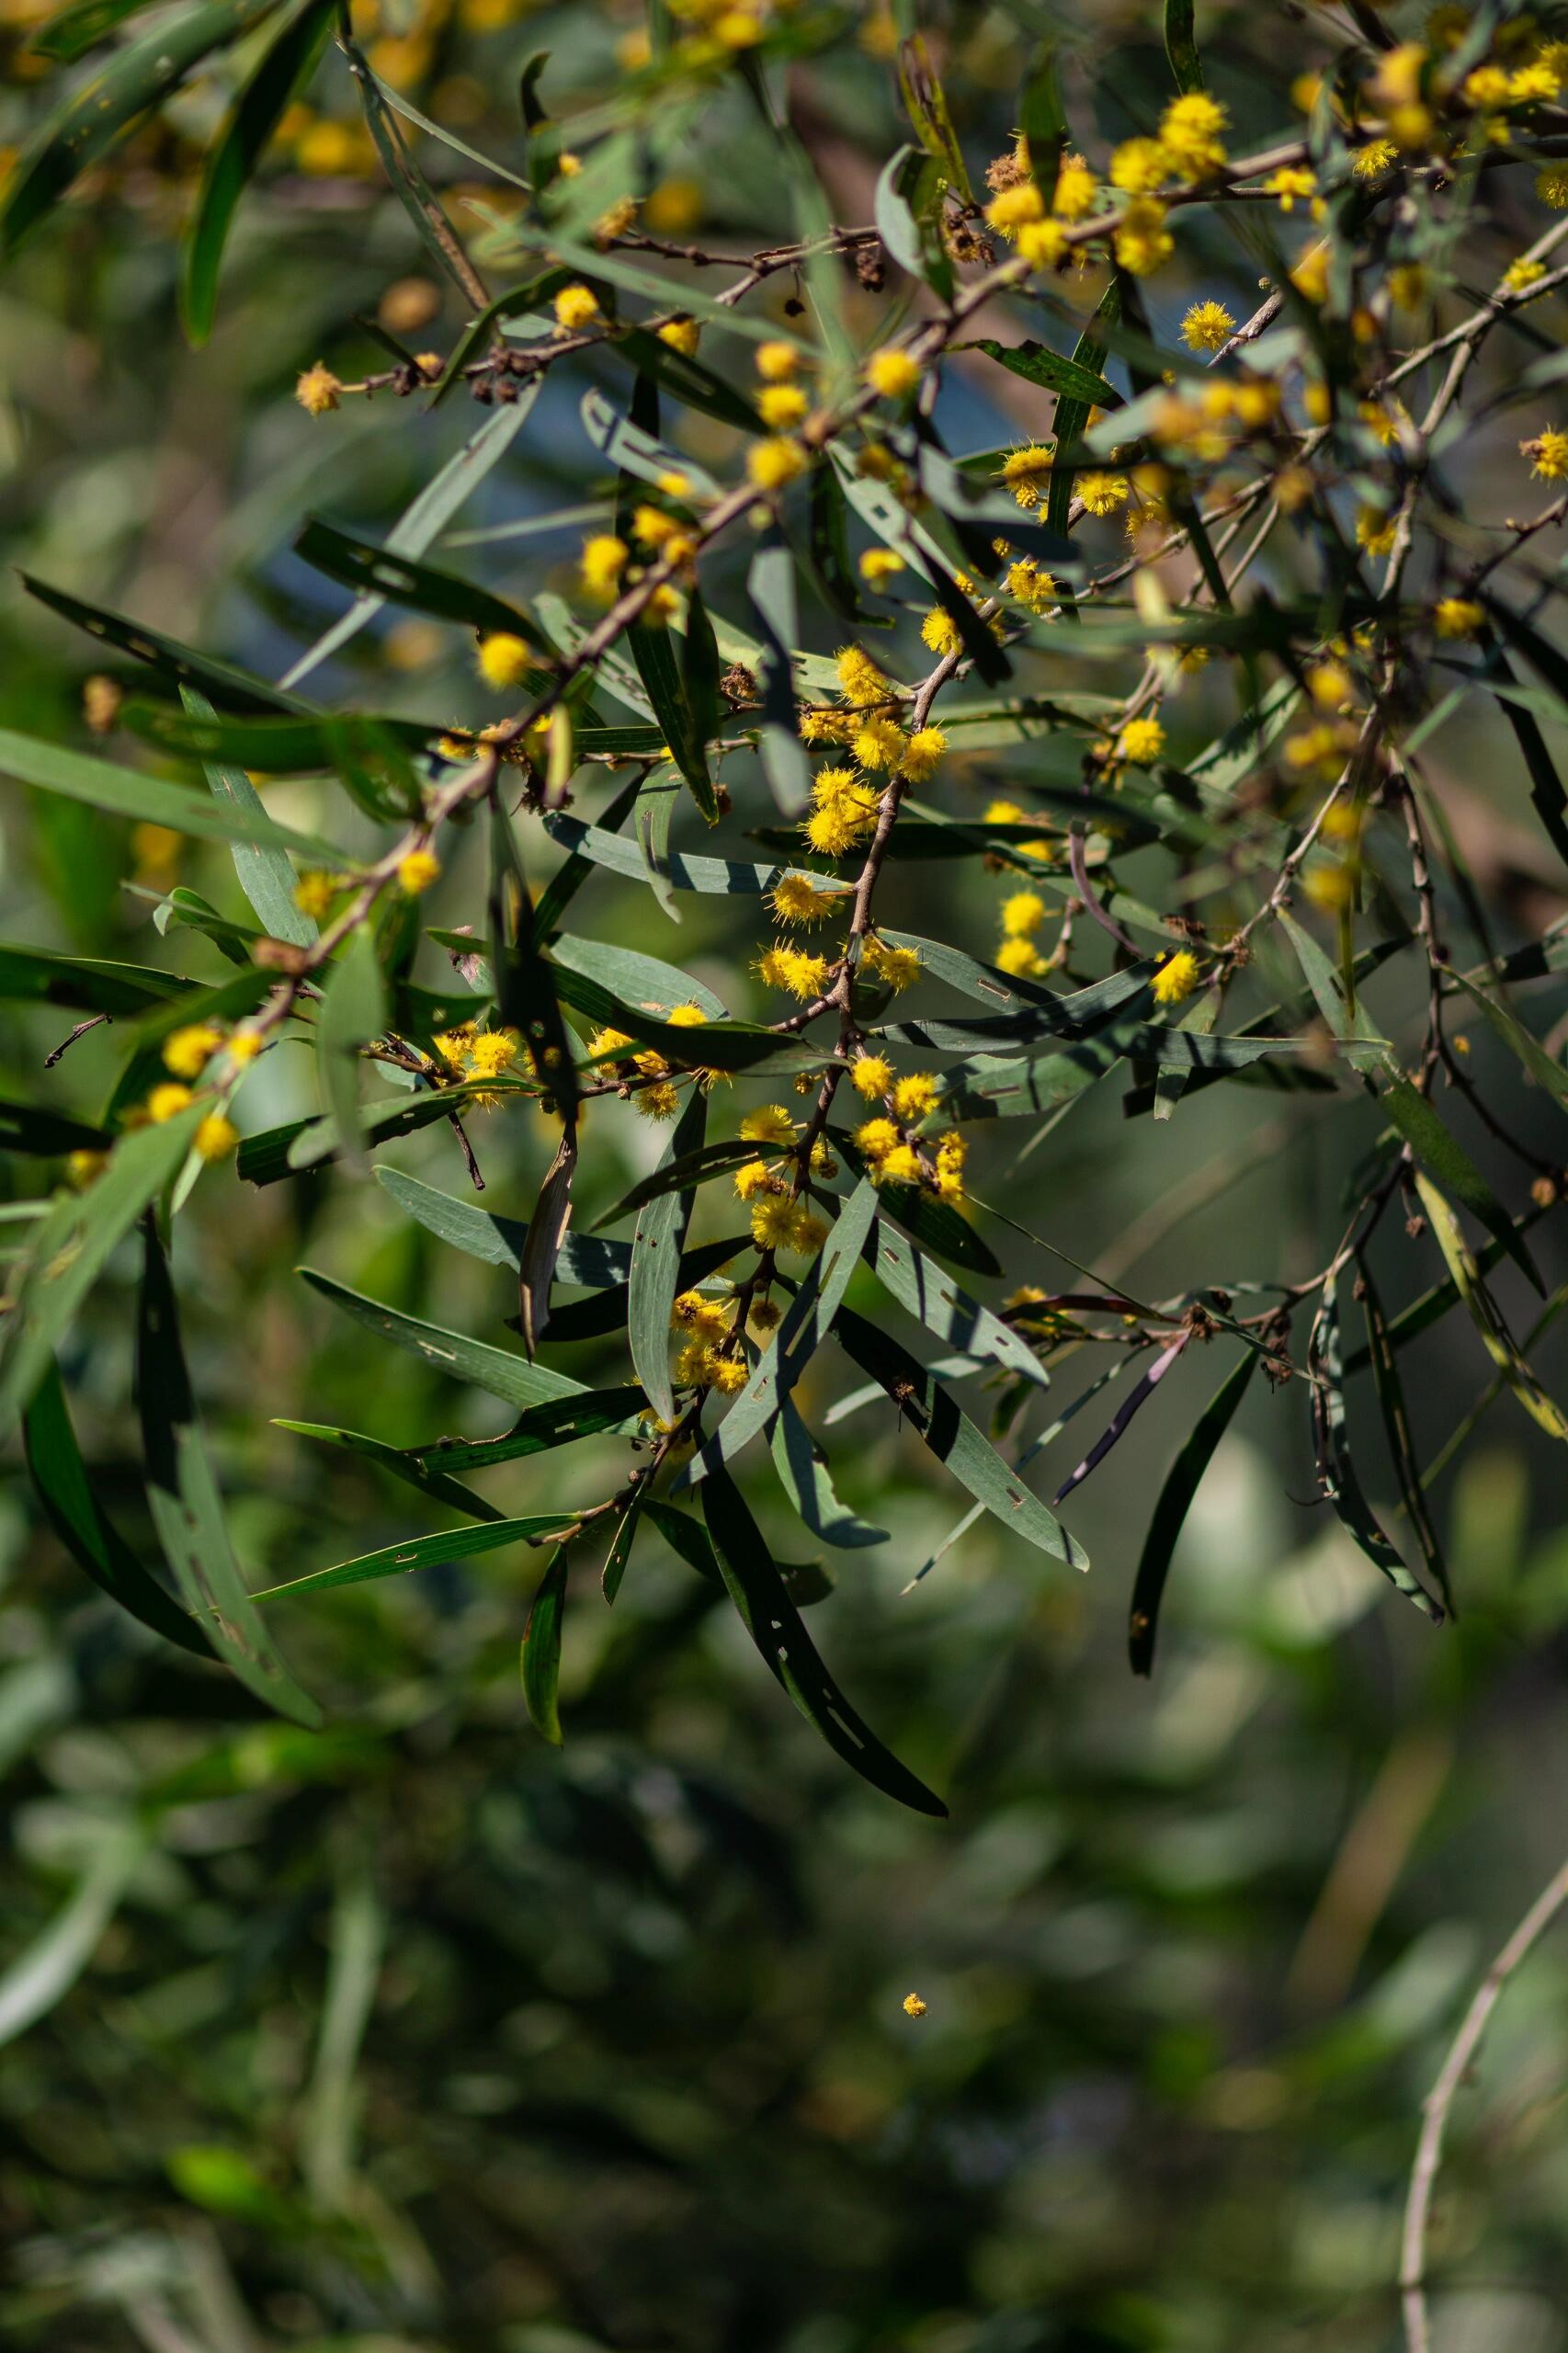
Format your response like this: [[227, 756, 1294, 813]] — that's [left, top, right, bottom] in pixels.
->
[[410, 1388, 644, 1471], [881, 940, 1157, 1031], [601, 1485, 645, 1605], [543, 811, 790, 895], [960, 338, 1119, 409], [1480, 606, 1568, 867], [552, 962, 823, 1075], [282, 395, 540, 688], [834, 1307, 1085, 1567], [32, 0, 165, 63], [0, 0, 287, 256], [614, 325, 765, 433], [374, 1165, 632, 1287], [769, 1396, 888, 1550], [1053, 1336, 1187, 1506], [748, 529, 812, 814], [678, 1179, 879, 1490], [316, 926, 386, 1177], [0, 727, 347, 863], [1359, 1268, 1450, 1614], [834, 1135, 1002, 1277], [1382, 1073, 1542, 1292], [255, 1514, 581, 1602], [491, 806, 580, 1128], [517, 1131, 576, 1356], [1165, 0, 1204, 92], [580, 385, 720, 499], [0, 1097, 114, 1155], [593, 1139, 785, 1227], [24, 1361, 211, 1655], [937, 1041, 1119, 1123], [631, 769, 681, 921], [22, 573, 306, 715], [865, 1220, 1049, 1390], [1447, 968, 1568, 1113], [548, 932, 725, 1019], [138, 1223, 323, 1721], [300, 1270, 585, 1409], [1047, 277, 1119, 543], [0, 1105, 206, 1431], [631, 1086, 706, 1425], [520, 1545, 569, 1743], [1309, 1277, 1444, 1621], [240, 1087, 508, 1186], [629, 608, 715, 818], [701, 1464, 946, 1816], [1129, 1350, 1256, 1676], [897, 31, 971, 200], [295, 519, 554, 676], [273, 1419, 505, 1522], [1278, 910, 1384, 1073], [1413, 1174, 1568, 1441], [0, 943, 184, 1016], [182, 0, 334, 345], [180, 688, 315, 947], [1153, 991, 1218, 1121]]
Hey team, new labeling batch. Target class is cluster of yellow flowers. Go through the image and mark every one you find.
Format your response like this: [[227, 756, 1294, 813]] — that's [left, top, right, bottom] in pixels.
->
[[84, 1019, 268, 1173], [669, 1288, 751, 1395], [433, 1022, 526, 1107], [585, 1005, 710, 1121], [852, 1092, 967, 1199]]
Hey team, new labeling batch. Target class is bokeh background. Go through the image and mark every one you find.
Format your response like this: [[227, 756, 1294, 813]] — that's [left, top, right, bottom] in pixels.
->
[[5, 4, 1568, 2349]]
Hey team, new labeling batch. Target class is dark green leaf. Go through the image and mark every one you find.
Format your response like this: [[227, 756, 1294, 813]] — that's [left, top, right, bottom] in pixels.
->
[[1129, 1351, 1256, 1677], [747, 530, 812, 814], [1309, 1278, 1443, 1622], [138, 1222, 323, 1720], [1165, 0, 1204, 93], [1382, 1073, 1542, 1292], [0, 1097, 113, 1155], [960, 338, 1118, 409], [700, 1464, 946, 1816], [600, 1486, 645, 1605], [181, 0, 334, 345], [294, 519, 555, 676], [254, 1515, 581, 1602], [520, 1546, 569, 1743], [24, 1360, 211, 1656], [0, 725, 346, 863], [0, 945, 184, 1017], [0, 1106, 206, 1431], [0, 0, 288, 256], [552, 962, 824, 1075], [179, 687, 317, 947], [491, 806, 580, 1130], [1359, 1268, 1450, 1615], [1048, 276, 1119, 543], [543, 811, 792, 896], [834, 1136, 1002, 1277], [678, 1178, 879, 1490], [768, 1396, 889, 1551], [865, 1219, 1049, 1390], [299, 1269, 585, 1409], [834, 1307, 1085, 1567], [631, 1086, 706, 1425], [274, 1418, 505, 1521], [412, 1389, 644, 1472]]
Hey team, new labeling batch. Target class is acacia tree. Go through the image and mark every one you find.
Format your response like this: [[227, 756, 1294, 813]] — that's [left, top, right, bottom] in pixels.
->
[[3, 0, 1567, 1847]]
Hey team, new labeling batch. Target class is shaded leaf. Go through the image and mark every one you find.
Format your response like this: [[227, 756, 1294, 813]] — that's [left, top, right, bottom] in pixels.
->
[[181, 0, 334, 345], [299, 1269, 585, 1409], [520, 1546, 569, 1744], [677, 1178, 879, 1490], [1382, 1073, 1542, 1292], [631, 1086, 706, 1425], [255, 1515, 581, 1602], [0, 725, 346, 863], [138, 1222, 323, 1721], [700, 1464, 946, 1817], [24, 1360, 211, 1656], [1413, 1173, 1568, 1443], [834, 1307, 1085, 1567], [1129, 1350, 1256, 1676], [1308, 1277, 1444, 1621]]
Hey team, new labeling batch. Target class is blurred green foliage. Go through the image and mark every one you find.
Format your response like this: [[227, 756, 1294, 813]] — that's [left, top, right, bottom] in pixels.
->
[[5, 1, 1568, 2347]]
